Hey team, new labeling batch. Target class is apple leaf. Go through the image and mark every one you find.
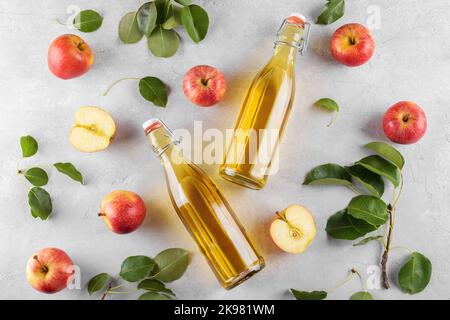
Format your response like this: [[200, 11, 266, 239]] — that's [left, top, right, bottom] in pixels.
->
[[24, 167, 48, 187], [290, 289, 327, 300], [326, 209, 365, 240], [139, 77, 168, 107], [151, 248, 190, 283], [137, 2, 158, 37], [73, 9, 103, 33], [314, 98, 339, 127], [364, 141, 405, 170], [120, 256, 156, 282], [87, 273, 109, 295], [28, 187, 52, 220], [175, 0, 192, 6], [349, 291, 374, 300], [139, 292, 171, 300], [20, 135, 38, 158], [316, 0, 345, 25], [353, 235, 383, 247], [147, 26, 180, 57], [155, 0, 173, 24], [138, 279, 176, 296], [163, 6, 183, 30], [346, 165, 384, 197], [119, 12, 144, 44], [398, 252, 432, 294], [53, 162, 84, 184], [180, 4, 209, 43], [303, 163, 354, 188], [356, 155, 401, 187], [347, 195, 388, 227]]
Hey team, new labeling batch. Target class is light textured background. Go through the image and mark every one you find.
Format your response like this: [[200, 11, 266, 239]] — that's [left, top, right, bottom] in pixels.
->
[[0, 0, 449, 300]]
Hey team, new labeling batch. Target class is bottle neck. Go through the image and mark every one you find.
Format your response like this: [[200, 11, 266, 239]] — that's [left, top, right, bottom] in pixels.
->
[[273, 22, 304, 64], [145, 122, 180, 158]]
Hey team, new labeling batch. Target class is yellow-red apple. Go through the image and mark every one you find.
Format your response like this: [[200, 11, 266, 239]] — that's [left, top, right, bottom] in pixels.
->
[[182, 65, 226, 107], [48, 34, 93, 80], [99, 190, 147, 234], [383, 101, 427, 144], [270, 205, 316, 254], [26, 248, 74, 294], [330, 23, 375, 67]]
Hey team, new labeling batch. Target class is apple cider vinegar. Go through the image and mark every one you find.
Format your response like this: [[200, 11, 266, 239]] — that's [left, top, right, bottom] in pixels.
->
[[220, 14, 310, 189], [143, 119, 264, 289]]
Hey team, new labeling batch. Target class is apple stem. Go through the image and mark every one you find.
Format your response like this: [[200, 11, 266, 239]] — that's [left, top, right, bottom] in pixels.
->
[[327, 112, 338, 127], [101, 282, 112, 300], [102, 77, 140, 96], [98, 213, 106, 217], [33, 255, 48, 273]]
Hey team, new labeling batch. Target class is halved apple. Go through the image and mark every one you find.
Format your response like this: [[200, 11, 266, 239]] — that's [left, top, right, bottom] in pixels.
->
[[270, 205, 317, 254], [69, 106, 116, 152]]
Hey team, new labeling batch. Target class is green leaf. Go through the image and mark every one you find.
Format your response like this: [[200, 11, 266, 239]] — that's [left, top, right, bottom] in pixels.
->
[[138, 279, 176, 296], [346, 165, 384, 197], [316, 0, 345, 25], [73, 9, 103, 32], [353, 235, 383, 247], [356, 155, 401, 188], [325, 209, 364, 240], [152, 248, 190, 283], [364, 141, 405, 170], [53, 162, 84, 184], [120, 256, 156, 282], [147, 26, 180, 57], [314, 98, 339, 112], [175, 0, 192, 5], [139, 292, 171, 300], [180, 4, 209, 43], [87, 273, 109, 295], [398, 252, 432, 294], [163, 6, 183, 30], [290, 289, 327, 300], [348, 214, 378, 234], [347, 195, 388, 227], [156, 0, 172, 24], [24, 167, 48, 187], [314, 98, 339, 127], [139, 77, 168, 107], [137, 2, 158, 37], [349, 291, 374, 300], [28, 187, 52, 220], [20, 135, 38, 158], [119, 12, 144, 44], [303, 163, 353, 188]]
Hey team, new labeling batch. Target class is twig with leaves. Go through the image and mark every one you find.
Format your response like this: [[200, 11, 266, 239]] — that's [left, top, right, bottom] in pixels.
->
[[302, 141, 432, 295]]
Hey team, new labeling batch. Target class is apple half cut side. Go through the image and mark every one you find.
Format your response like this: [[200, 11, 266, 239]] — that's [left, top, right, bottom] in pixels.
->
[[69, 106, 116, 152], [270, 205, 317, 254]]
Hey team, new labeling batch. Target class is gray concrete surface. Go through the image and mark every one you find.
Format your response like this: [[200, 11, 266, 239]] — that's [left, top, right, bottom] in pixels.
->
[[0, 0, 449, 300]]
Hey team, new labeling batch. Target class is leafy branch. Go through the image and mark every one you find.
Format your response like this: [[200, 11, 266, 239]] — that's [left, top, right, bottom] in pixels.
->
[[303, 141, 432, 294], [88, 248, 190, 300]]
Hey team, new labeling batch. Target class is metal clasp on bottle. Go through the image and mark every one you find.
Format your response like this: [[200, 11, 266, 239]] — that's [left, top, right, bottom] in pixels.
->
[[274, 19, 311, 55]]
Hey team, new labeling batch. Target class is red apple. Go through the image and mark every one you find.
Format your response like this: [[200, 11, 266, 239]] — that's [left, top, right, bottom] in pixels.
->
[[330, 23, 375, 67], [383, 101, 427, 144], [48, 34, 94, 80], [26, 248, 74, 294], [182, 65, 226, 107], [99, 190, 147, 234]]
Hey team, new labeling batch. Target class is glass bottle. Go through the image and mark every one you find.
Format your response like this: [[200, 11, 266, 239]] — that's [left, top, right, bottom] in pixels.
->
[[143, 119, 264, 289], [220, 14, 310, 190]]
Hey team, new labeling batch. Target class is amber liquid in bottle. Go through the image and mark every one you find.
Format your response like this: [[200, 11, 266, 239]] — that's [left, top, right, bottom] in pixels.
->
[[144, 119, 264, 289], [220, 15, 307, 190]]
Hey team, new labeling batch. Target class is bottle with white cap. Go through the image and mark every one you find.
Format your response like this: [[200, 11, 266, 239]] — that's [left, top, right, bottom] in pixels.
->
[[143, 119, 264, 290], [220, 13, 310, 190]]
